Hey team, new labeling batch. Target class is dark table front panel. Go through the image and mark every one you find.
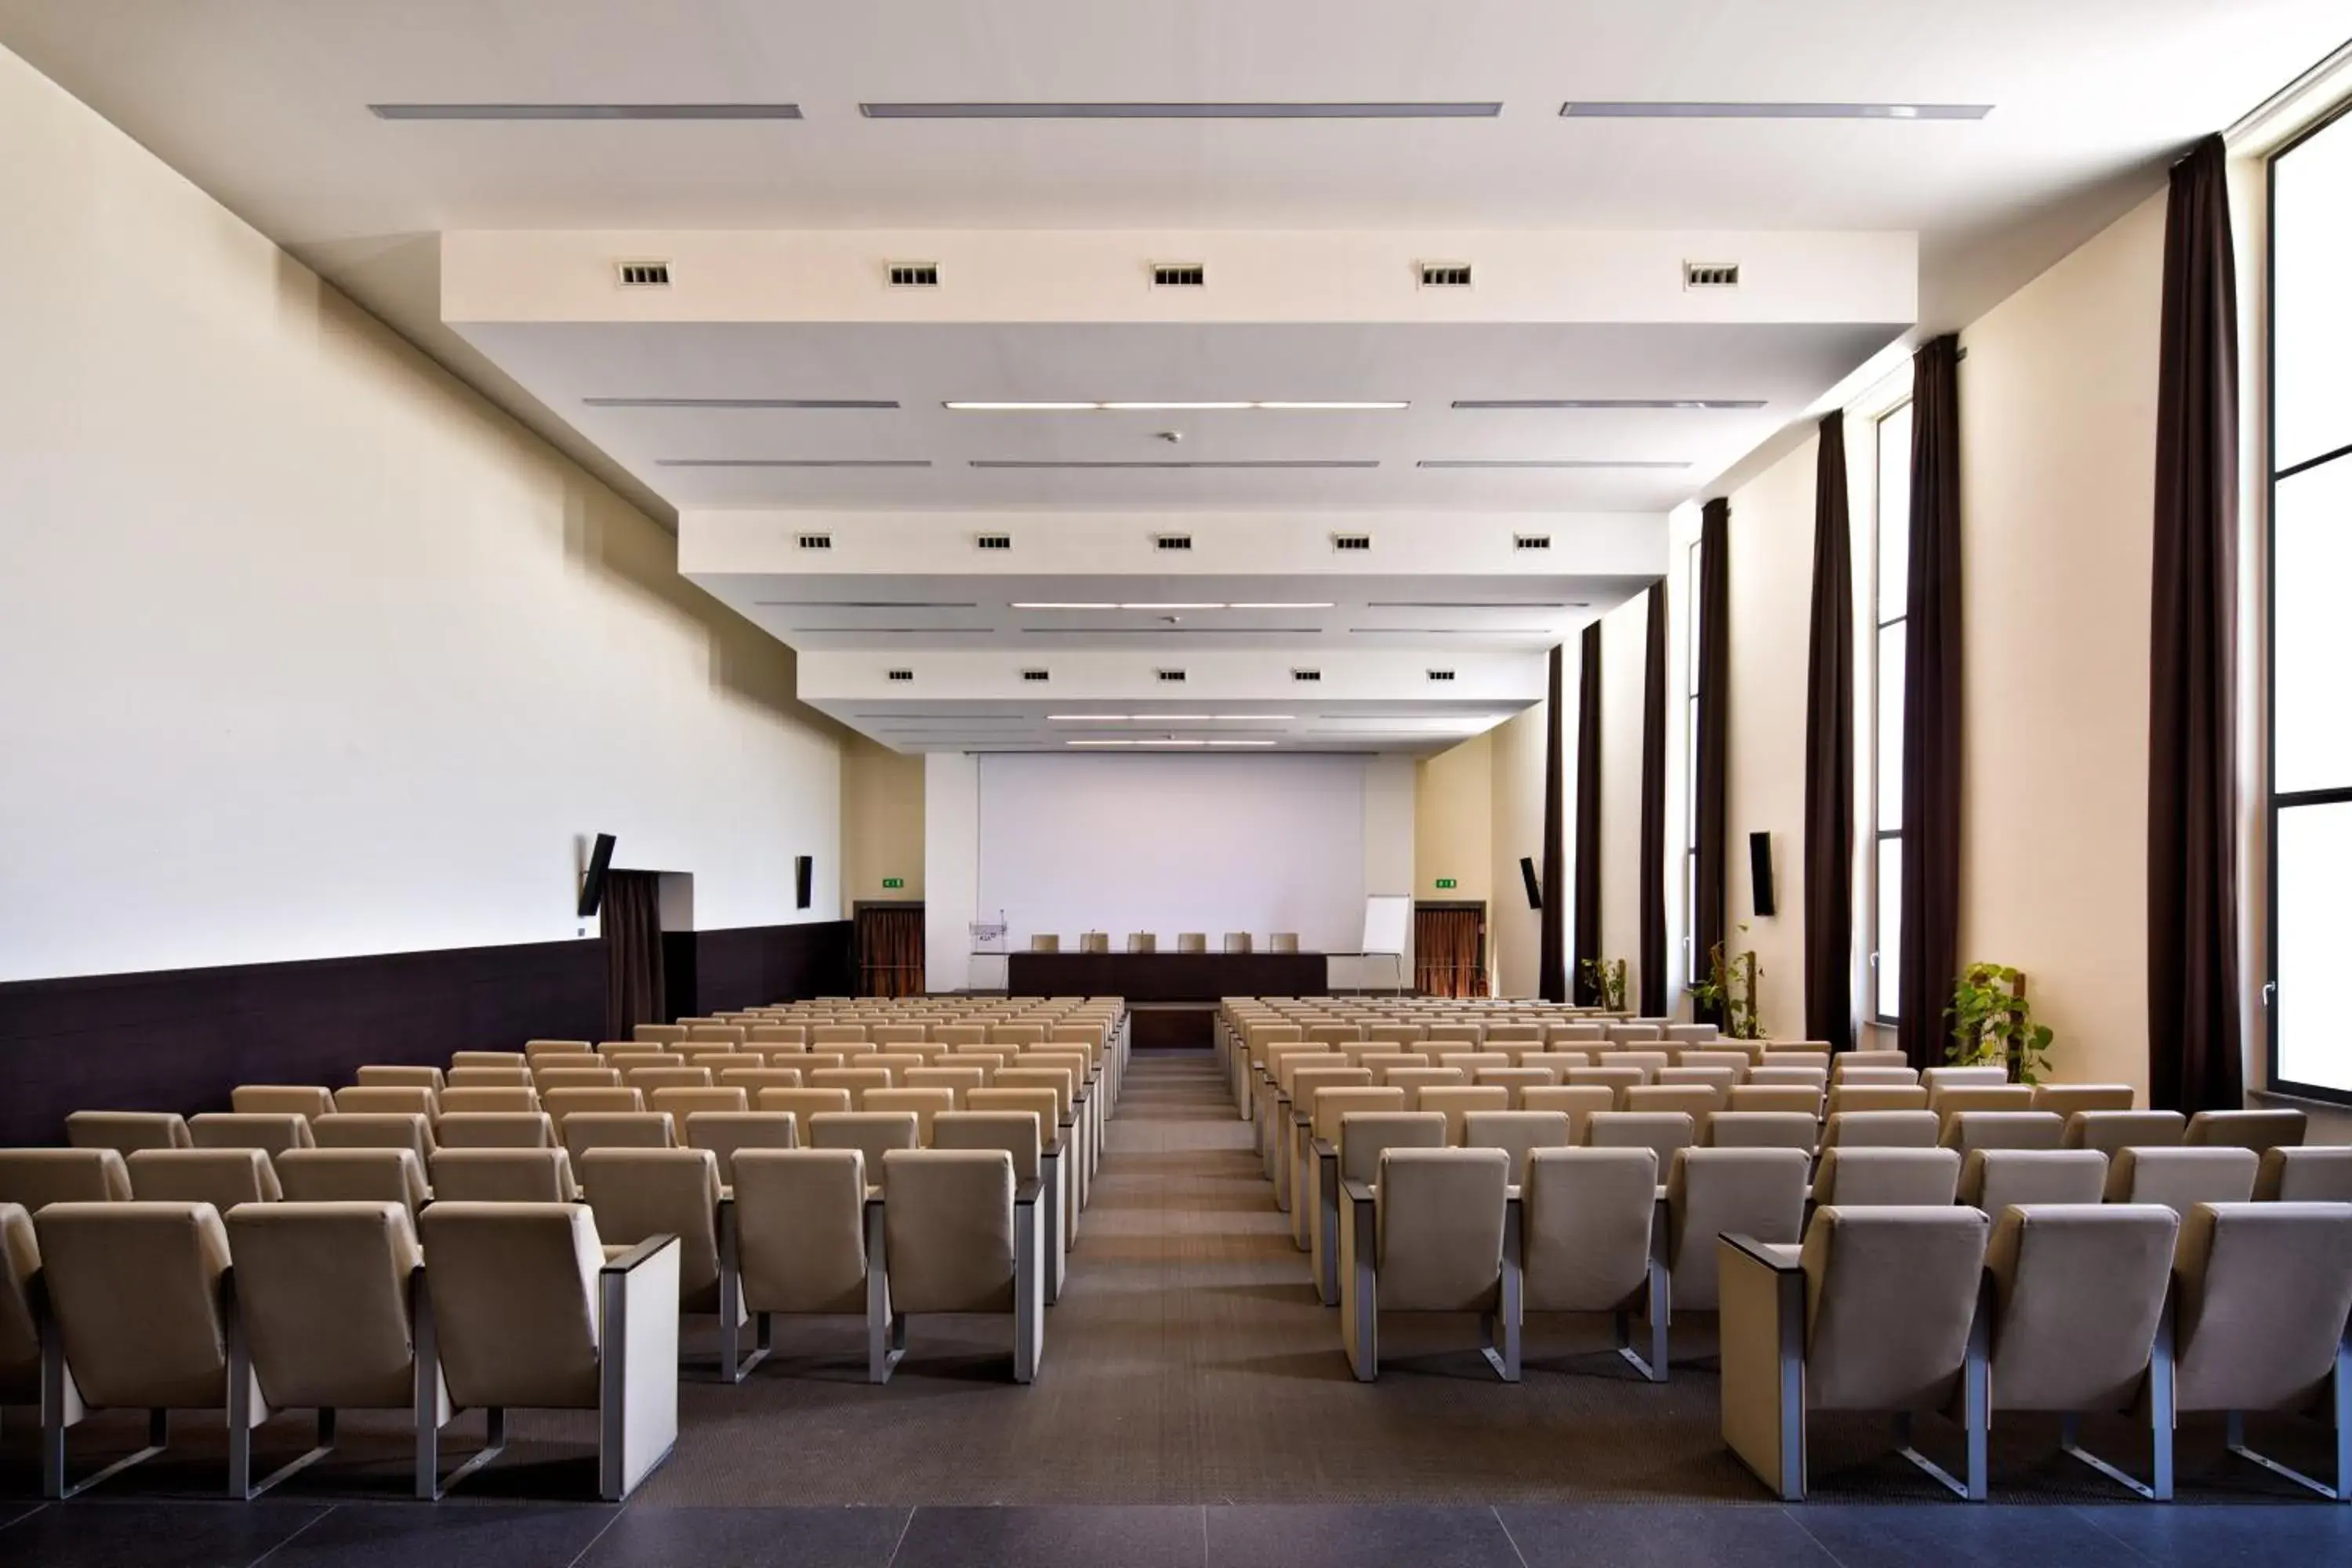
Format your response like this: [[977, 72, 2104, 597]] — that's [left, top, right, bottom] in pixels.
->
[[1005, 951, 1327, 1003]]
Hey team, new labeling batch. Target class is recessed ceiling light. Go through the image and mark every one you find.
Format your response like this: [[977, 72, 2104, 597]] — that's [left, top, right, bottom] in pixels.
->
[[1450, 398, 1766, 410], [1417, 459, 1691, 470], [943, 401, 1408, 412], [586, 397, 898, 409], [1558, 101, 1991, 121], [655, 458, 931, 468], [862, 102, 1500, 120], [971, 459, 1377, 470], [370, 103, 805, 120]]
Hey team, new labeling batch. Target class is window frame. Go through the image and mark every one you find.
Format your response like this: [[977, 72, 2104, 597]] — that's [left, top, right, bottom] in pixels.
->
[[1870, 398, 1913, 1027], [1685, 535, 1704, 985]]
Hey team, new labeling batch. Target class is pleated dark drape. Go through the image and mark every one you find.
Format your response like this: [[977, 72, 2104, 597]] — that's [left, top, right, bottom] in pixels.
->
[[857, 903, 927, 997], [602, 869, 666, 1040], [1538, 642, 1569, 1002], [1573, 622, 1606, 1004], [1896, 335, 1965, 1067], [1692, 499, 1731, 1024], [2147, 134, 2244, 1114], [1803, 412, 1857, 1047], [1415, 906, 1488, 997], [1639, 582, 1670, 1016]]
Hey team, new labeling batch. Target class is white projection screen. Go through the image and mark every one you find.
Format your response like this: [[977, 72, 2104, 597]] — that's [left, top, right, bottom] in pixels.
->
[[978, 753, 1368, 951]]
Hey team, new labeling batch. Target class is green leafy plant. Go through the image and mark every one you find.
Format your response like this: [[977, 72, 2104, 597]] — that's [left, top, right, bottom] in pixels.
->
[[1579, 956, 1628, 1012], [1687, 924, 1766, 1039], [1945, 962, 2054, 1083]]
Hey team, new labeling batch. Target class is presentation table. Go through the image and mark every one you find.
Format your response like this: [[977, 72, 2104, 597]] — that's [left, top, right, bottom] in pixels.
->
[[1004, 950, 1329, 1004]]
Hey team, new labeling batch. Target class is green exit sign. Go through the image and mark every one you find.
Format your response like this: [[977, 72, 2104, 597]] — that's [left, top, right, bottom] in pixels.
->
[[882, 877, 905, 890], [1435, 877, 1457, 890]]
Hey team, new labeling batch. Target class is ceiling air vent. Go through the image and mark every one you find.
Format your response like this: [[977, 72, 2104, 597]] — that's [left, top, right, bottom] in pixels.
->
[[1020, 668, 1051, 683], [1292, 668, 1323, 683], [975, 532, 1013, 551], [1153, 533, 1194, 552], [1514, 533, 1553, 552], [616, 261, 671, 288], [887, 261, 940, 289], [1418, 261, 1473, 289], [1427, 668, 1457, 683], [1332, 532, 1373, 553], [1156, 669, 1188, 683], [1151, 262, 1207, 289], [1683, 260, 1740, 290], [886, 668, 914, 682], [797, 532, 833, 550]]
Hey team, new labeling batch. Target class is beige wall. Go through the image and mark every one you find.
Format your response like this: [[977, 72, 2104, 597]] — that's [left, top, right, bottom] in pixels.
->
[[840, 736, 927, 914], [1414, 729, 1494, 909], [1486, 708, 1547, 997]]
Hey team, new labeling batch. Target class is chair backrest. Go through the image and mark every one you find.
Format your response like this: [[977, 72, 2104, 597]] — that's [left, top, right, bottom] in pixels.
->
[[1958, 1148, 2107, 1213], [1312, 1087, 1407, 1145], [811, 1112, 920, 1188], [1605, 1022, 1662, 1045], [225, 1200, 420, 1410], [430, 1147, 578, 1203], [633, 1024, 690, 1044], [32, 1201, 233, 1410], [1702, 1112, 1818, 1151], [991, 1069, 1073, 1122], [1810, 1145, 1961, 1206], [1584, 1111, 1695, 1169], [2060, 1109, 2187, 1155], [189, 1112, 315, 1156], [1666, 1146, 1809, 1308], [357, 1065, 445, 1092], [2103, 1145, 2259, 1217], [1726, 1085, 1820, 1116], [731, 1149, 869, 1314], [1622, 1083, 1722, 1120], [274, 1147, 428, 1214], [1983, 1203, 2179, 1414], [438, 1087, 541, 1116], [579, 1148, 722, 1309], [931, 1111, 1042, 1185], [314, 1112, 436, 1162], [1475, 1066, 1563, 1104], [416, 1202, 604, 1411], [625, 1065, 714, 1094], [681, 1112, 799, 1188], [1269, 932, 1300, 953], [231, 1086, 336, 1120], [752, 1088, 856, 1144], [1746, 1067, 1828, 1091], [64, 1110, 192, 1155], [1081, 932, 1113, 953], [906, 1065, 987, 1105], [1337, 1112, 1447, 1185], [1820, 1109, 1940, 1149], [881, 1149, 1017, 1315], [452, 1051, 529, 1070], [1602, 1050, 1671, 1080], [1177, 932, 1208, 953], [333, 1086, 437, 1119], [1484, 1025, 1544, 1046], [1928, 1083, 2037, 1118], [964, 1088, 1061, 1149], [1519, 1146, 1657, 1314], [435, 1111, 557, 1150], [2171, 1201, 2352, 1415], [1126, 933, 1157, 953], [1920, 1065, 2009, 1091], [1517, 1085, 1619, 1145], [560, 1111, 675, 1165], [1459, 1110, 1574, 1186], [1940, 1109, 2066, 1155], [2031, 1083, 2135, 1116], [1381, 1066, 1468, 1100], [1223, 932, 1254, 953], [535, 1066, 625, 1091], [864, 1087, 955, 1143], [1800, 1206, 1991, 1412], [0, 1204, 40, 1404], [1825, 1085, 1930, 1117], [1030, 933, 1062, 953], [810, 1025, 868, 1046], [528, 1037, 599, 1058], [1414, 1085, 1512, 1145], [2253, 1145, 2352, 1203], [648, 1087, 752, 1123], [2182, 1109, 2307, 1154], [1833, 1067, 1921, 1088], [1375, 1147, 1509, 1312], [125, 1147, 281, 1207]]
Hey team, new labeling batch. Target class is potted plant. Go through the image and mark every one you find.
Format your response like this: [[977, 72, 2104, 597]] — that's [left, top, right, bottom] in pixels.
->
[[1945, 963, 2054, 1083], [1578, 956, 1629, 1012], [1688, 925, 1766, 1040]]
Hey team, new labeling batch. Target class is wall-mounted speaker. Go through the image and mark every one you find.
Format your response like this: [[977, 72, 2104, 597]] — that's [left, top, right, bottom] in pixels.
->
[[1750, 831, 1777, 917], [794, 855, 813, 911], [1519, 855, 1544, 912], [578, 833, 617, 919]]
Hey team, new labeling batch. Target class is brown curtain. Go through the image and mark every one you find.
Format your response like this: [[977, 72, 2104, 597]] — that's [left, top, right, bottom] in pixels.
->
[[1415, 906, 1488, 997], [1693, 499, 1731, 1024], [857, 904, 927, 997], [1537, 642, 1569, 1002], [603, 870, 666, 1040], [1639, 581, 1670, 1016], [1897, 335, 1965, 1067], [1572, 622, 1606, 1004], [1804, 412, 1857, 1047], [2147, 133, 2244, 1114]]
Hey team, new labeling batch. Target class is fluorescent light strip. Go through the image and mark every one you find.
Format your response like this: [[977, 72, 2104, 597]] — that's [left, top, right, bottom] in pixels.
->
[[753, 601, 981, 609], [1009, 601, 1335, 612], [1417, 459, 1691, 470], [1559, 101, 1991, 121], [1047, 715, 1294, 722], [972, 460, 1377, 470], [1065, 739, 1278, 748], [656, 458, 931, 468], [1018, 627, 1323, 635], [1348, 627, 1556, 635], [587, 397, 898, 410], [1451, 398, 1766, 410], [370, 103, 804, 120], [1366, 601, 1588, 609], [945, 400, 1407, 412], [862, 102, 1499, 120]]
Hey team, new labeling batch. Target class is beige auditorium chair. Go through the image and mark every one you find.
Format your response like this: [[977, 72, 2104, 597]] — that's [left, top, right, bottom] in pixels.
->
[[1958, 1149, 2107, 1214], [2104, 1145, 2259, 1221], [1223, 932, 1254, 953], [1080, 932, 1112, 953], [1306, 1087, 1409, 1298], [722, 1147, 873, 1381], [536, 1067, 625, 1094], [1704, 1112, 1818, 1151], [1341, 1146, 1515, 1382], [1919, 1065, 2009, 1092], [315, 1111, 437, 1165], [1126, 933, 1158, 953], [1664, 1147, 1809, 1328], [1727, 1084, 1821, 1117], [2063, 1109, 2187, 1155], [1520, 1086, 1617, 1145], [873, 1149, 1043, 1385], [438, 1087, 541, 1116], [125, 1148, 281, 1210], [1719, 1204, 1991, 1501], [430, 1147, 578, 1203], [811, 1112, 920, 1192], [2183, 1109, 2307, 1154], [2, 1204, 38, 1410], [1834, 1067, 1922, 1088], [224, 1199, 456, 1498], [2255, 1145, 2352, 1203], [932, 1110, 1053, 1304], [1269, 933, 1300, 953], [1940, 1110, 2067, 1156], [1516, 1146, 1668, 1381], [562, 1112, 675, 1167], [64, 1111, 191, 1156], [334, 1086, 438, 1119], [866, 1087, 955, 1144], [232, 1086, 336, 1120], [275, 1147, 430, 1216], [1029, 933, 1062, 953], [2032, 1083, 2136, 1117], [1828, 1050, 1910, 1081], [452, 1051, 528, 1070], [579, 1149, 725, 1344], [633, 1023, 691, 1044], [1825, 1085, 1929, 1118], [417, 1203, 678, 1500], [684, 1112, 800, 1190], [437, 1111, 557, 1149], [1585, 1111, 1696, 1171], [32, 1201, 256, 1498], [1811, 1146, 1963, 1210], [190, 1112, 315, 1156], [1461, 1110, 1575, 1189], [756, 1087, 853, 1145], [1821, 1109, 1941, 1149], [0, 1149, 131, 1212], [2168, 1201, 2352, 1499], [358, 1065, 445, 1092]]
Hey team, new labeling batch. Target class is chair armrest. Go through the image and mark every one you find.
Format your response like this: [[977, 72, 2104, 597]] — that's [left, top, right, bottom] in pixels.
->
[[597, 1232, 680, 1501], [1312, 1138, 1337, 1160], [602, 1233, 681, 1275], [1043, 1135, 1068, 1160], [1720, 1233, 1803, 1272], [1341, 1178, 1377, 1207], [1014, 1179, 1044, 1207]]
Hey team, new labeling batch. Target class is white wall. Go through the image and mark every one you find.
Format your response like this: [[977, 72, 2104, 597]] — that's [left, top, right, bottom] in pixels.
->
[[0, 45, 843, 982], [923, 752, 981, 993]]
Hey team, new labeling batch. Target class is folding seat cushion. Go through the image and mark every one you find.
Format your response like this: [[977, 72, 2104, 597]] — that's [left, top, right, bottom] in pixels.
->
[[1824, 1085, 1929, 1117], [430, 1147, 579, 1203], [864, 1088, 956, 1144], [2254, 1145, 2352, 1203], [811, 1112, 920, 1190], [438, 1087, 541, 1116], [2031, 1083, 2135, 1116], [1624, 1084, 1722, 1120], [1704, 1112, 1818, 1151], [1940, 1110, 2066, 1155], [2183, 1109, 2307, 1154], [64, 1110, 191, 1155], [1460, 1110, 1575, 1187], [757, 1087, 855, 1143], [1584, 1112, 1696, 1169], [535, 1067, 625, 1091], [1519, 1085, 1622, 1145], [436, 1112, 557, 1149], [0, 1203, 38, 1406], [190, 1112, 315, 1156], [446, 1068, 535, 1090], [1416, 1086, 1512, 1145], [1958, 1148, 2107, 1214], [1810, 1146, 1962, 1207], [2103, 1145, 2259, 1218], [232, 1086, 336, 1120], [357, 1065, 445, 1091], [416, 1202, 678, 1501], [334, 1086, 437, 1118], [1727, 1085, 1820, 1116], [126, 1147, 281, 1208], [1665, 1147, 1809, 1310], [1820, 1110, 1940, 1149], [275, 1148, 430, 1215], [2062, 1109, 2187, 1155], [580, 1148, 724, 1312]]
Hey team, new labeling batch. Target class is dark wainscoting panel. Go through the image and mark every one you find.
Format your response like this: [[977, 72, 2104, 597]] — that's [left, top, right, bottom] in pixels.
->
[[0, 920, 855, 1147]]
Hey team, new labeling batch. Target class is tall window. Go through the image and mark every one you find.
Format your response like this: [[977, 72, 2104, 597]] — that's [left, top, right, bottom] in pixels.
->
[[1871, 401, 1913, 1023], [2269, 103, 2352, 1099], [1685, 535, 1704, 983]]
